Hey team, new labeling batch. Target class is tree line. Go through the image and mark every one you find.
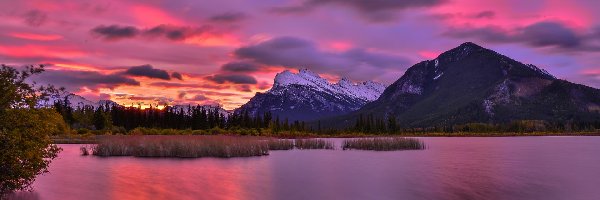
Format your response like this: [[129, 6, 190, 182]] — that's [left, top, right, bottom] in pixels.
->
[[351, 113, 600, 134], [52, 99, 309, 134]]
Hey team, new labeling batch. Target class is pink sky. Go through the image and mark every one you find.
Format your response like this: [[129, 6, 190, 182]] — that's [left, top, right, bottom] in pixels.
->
[[1, 0, 599, 109]]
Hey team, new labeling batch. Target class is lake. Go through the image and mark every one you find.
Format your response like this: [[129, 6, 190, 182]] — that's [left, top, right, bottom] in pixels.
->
[[10, 137, 600, 200]]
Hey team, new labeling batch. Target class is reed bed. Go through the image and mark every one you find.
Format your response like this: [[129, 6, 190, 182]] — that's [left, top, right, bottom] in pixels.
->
[[342, 137, 425, 151], [80, 145, 90, 156], [91, 135, 269, 158], [266, 139, 295, 150], [294, 139, 335, 150]]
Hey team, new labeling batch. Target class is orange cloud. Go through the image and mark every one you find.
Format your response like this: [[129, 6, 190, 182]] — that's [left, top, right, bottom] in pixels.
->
[[183, 33, 241, 47], [9, 32, 63, 41]]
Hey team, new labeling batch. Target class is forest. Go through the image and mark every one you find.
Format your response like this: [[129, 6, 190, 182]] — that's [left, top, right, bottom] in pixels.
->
[[51, 98, 600, 136]]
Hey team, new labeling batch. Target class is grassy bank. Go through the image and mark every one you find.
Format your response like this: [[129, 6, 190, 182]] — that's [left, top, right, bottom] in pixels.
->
[[342, 138, 425, 151], [54, 130, 600, 144]]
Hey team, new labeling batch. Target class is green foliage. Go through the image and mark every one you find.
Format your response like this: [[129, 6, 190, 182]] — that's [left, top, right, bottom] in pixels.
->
[[0, 64, 60, 111], [0, 109, 63, 195], [0, 65, 64, 196]]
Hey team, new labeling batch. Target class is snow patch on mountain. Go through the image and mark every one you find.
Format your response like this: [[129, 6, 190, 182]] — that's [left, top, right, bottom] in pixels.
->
[[272, 69, 386, 101]]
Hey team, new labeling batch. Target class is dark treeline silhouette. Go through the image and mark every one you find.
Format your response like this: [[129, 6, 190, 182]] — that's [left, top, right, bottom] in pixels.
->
[[53, 97, 599, 135], [52, 98, 308, 133], [352, 113, 600, 134]]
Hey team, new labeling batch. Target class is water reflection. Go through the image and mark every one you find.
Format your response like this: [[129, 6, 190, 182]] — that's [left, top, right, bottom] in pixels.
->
[[10, 137, 600, 200]]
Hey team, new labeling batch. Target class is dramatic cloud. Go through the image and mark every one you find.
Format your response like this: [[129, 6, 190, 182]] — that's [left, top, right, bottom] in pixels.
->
[[234, 36, 410, 80], [22, 10, 47, 27], [205, 74, 257, 84], [221, 61, 261, 72], [272, 0, 445, 22], [190, 94, 208, 101], [143, 24, 211, 41], [444, 21, 600, 52], [2, 0, 600, 109], [33, 69, 140, 91], [91, 25, 140, 41], [209, 12, 248, 23], [171, 72, 183, 80], [148, 82, 200, 88], [124, 65, 172, 80], [90, 24, 212, 42]]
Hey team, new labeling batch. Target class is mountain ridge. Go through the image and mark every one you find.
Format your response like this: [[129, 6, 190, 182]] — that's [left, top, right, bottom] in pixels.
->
[[236, 68, 386, 121], [325, 42, 599, 128]]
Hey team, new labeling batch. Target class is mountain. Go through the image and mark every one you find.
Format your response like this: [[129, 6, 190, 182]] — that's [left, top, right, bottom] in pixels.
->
[[236, 69, 386, 121], [38, 92, 119, 108], [40, 92, 230, 116], [334, 42, 600, 127]]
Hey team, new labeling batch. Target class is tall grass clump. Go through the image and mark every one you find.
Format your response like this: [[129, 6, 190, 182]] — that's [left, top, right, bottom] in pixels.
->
[[294, 139, 334, 150], [266, 139, 295, 150], [92, 135, 269, 158], [80, 145, 90, 156], [342, 137, 425, 151]]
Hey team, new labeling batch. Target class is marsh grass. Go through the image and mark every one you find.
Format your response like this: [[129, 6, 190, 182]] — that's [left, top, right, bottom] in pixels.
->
[[294, 139, 334, 150], [342, 137, 425, 151], [92, 135, 269, 158], [267, 139, 295, 150], [80, 145, 90, 156]]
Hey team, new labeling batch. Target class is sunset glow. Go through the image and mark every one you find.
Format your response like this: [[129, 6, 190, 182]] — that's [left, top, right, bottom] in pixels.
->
[[1, 0, 599, 110]]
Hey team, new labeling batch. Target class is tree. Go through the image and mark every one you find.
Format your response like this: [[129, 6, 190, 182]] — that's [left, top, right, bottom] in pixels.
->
[[0, 65, 63, 196]]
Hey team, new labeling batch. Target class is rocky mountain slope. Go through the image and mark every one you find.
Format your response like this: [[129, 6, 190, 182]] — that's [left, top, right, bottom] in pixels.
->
[[333, 42, 600, 127], [236, 69, 386, 121]]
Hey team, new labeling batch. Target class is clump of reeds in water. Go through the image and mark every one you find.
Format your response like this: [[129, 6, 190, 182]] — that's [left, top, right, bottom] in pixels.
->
[[342, 137, 425, 151], [80, 145, 90, 156], [266, 139, 295, 150], [92, 135, 269, 158], [294, 139, 334, 150]]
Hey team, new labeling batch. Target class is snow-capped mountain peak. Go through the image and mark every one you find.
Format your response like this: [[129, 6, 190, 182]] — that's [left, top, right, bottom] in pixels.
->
[[271, 68, 385, 101], [237, 68, 387, 121]]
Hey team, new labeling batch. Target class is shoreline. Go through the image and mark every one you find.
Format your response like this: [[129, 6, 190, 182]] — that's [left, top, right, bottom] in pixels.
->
[[51, 131, 600, 144]]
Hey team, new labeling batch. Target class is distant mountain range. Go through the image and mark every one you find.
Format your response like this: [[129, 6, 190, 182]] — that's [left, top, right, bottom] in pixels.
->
[[328, 42, 600, 128], [236, 69, 386, 121], [38, 92, 119, 108], [39, 92, 230, 116], [39, 42, 600, 128]]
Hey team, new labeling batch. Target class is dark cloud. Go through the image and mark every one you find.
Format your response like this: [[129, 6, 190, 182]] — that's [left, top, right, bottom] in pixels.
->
[[209, 12, 248, 23], [521, 22, 580, 48], [22, 10, 47, 27], [90, 24, 211, 41], [91, 25, 140, 41], [32, 69, 140, 92], [190, 95, 208, 101], [177, 92, 186, 99], [143, 24, 211, 41], [221, 61, 261, 72], [205, 74, 257, 84], [444, 21, 600, 52], [272, 0, 445, 22], [148, 82, 199, 88], [171, 72, 183, 80], [125, 65, 171, 80], [235, 85, 252, 92], [233, 36, 410, 81], [185, 90, 238, 96], [472, 11, 495, 19]]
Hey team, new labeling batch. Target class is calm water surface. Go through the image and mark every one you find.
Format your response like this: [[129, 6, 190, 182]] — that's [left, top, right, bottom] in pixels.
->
[[10, 137, 600, 200]]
